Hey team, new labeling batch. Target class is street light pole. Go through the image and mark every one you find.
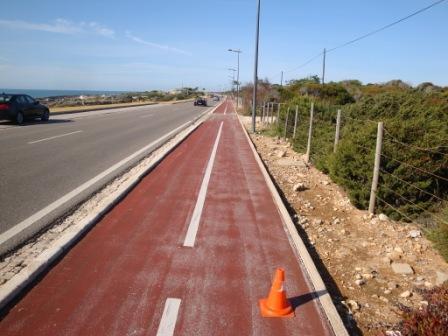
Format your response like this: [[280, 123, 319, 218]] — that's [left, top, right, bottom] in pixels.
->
[[228, 68, 236, 96], [228, 48, 242, 110], [251, 0, 261, 133]]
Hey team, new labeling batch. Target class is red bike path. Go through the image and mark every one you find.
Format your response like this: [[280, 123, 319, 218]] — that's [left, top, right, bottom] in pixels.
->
[[0, 100, 334, 335]]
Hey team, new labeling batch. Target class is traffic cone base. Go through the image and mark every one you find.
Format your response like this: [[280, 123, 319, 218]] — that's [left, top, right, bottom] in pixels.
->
[[259, 298, 294, 318]]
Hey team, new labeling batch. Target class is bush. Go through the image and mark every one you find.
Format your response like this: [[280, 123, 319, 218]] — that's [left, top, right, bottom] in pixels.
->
[[380, 284, 448, 336]]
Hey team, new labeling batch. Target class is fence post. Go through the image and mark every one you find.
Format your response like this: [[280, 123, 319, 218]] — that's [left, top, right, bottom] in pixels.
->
[[305, 102, 314, 163], [293, 105, 299, 139], [283, 107, 290, 140], [270, 102, 274, 124], [277, 103, 281, 128], [334, 109, 341, 153], [368, 122, 384, 214], [262, 102, 265, 124]]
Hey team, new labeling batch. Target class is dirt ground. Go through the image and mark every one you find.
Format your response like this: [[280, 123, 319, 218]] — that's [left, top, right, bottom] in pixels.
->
[[243, 117, 448, 335]]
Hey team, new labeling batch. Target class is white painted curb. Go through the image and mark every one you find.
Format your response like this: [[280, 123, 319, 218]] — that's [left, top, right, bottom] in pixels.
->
[[0, 102, 223, 311], [236, 113, 349, 336]]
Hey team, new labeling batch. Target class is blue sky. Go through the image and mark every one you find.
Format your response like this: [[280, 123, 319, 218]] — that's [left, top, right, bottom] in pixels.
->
[[0, 0, 446, 91]]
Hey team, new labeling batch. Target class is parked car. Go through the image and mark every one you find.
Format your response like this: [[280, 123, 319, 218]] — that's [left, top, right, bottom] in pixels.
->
[[194, 97, 207, 106], [0, 93, 50, 124], [213, 96, 220, 101]]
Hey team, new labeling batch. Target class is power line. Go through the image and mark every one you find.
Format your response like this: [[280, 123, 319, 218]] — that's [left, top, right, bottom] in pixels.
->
[[277, 0, 446, 78], [327, 0, 447, 53]]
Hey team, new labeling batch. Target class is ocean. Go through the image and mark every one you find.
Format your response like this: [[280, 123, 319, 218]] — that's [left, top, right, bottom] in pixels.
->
[[0, 88, 128, 98]]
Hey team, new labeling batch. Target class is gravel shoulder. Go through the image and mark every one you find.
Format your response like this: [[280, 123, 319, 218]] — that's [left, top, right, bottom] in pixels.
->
[[242, 116, 448, 335]]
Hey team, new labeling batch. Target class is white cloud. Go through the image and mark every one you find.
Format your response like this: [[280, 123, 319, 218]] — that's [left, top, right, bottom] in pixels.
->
[[0, 18, 115, 38], [126, 32, 191, 56]]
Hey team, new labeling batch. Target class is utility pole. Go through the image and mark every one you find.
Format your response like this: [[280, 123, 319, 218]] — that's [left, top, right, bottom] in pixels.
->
[[251, 0, 261, 133], [228, 49, 242, 110], [322, 48, 326, 85]]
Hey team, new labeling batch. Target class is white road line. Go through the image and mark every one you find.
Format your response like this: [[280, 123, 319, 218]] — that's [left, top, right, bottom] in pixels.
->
[[0, 116, 208, 248], [223, 105, 228, 115], [183, 121, 223, 247], [28, 130, 83, 144], [156, 298, 181, 336], [140, 114, 154, 119]]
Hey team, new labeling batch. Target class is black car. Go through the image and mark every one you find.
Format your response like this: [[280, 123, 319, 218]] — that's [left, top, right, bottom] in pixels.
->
[[194, 97, 207, 106], [0, 93, 50, 124]]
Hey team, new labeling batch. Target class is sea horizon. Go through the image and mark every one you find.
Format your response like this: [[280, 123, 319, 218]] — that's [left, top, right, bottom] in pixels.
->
[[0, 88, 130, 98]]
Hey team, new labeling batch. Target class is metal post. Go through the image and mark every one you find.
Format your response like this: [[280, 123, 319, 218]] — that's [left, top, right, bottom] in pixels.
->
[[334, 109, 341, 153], [369, 122, 384, 214], [251, 0, 261, 133], [322, 48, 326, 85], [237, 51, 240, 110], [305, 102, 314, 163], [293, 105, 299, 139], [283, 107, 290, 140]]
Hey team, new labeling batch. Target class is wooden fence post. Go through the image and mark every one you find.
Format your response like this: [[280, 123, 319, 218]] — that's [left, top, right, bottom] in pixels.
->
[[305, 102, 314, 163], [368, 122, 384, 214]]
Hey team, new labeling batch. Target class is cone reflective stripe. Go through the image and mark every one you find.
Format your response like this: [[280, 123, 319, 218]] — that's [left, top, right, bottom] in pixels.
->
[[259, 268, 294, 317]]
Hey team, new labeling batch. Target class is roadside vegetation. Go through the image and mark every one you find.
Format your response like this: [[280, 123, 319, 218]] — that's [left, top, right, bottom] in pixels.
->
[[240, 78, 448, 260]]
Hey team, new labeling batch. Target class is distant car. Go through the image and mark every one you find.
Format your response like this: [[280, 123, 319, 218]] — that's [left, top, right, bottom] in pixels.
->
[[194, 97, 207, 106], [213, 96, 220, 101], [0, 93, 50, 124]]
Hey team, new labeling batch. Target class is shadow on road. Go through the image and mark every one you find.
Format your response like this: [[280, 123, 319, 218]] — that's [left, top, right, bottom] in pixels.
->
[[289, 289, 328, 309], [0, 119, 74, 128]]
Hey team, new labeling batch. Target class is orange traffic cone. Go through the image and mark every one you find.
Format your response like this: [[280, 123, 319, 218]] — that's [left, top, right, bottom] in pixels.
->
[[259, 268, 294, 317]]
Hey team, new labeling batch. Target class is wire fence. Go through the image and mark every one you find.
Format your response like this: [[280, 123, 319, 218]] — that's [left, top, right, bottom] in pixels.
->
[[257, 99, 448, 228]]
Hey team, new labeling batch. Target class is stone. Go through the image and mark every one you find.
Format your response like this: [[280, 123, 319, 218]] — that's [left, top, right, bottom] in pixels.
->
[[400, 290, 412, 298], [424, 281, 432, 288], [0, 271, 15, 281], [378, 213, 388, 221], [394, 246, 404, 254], [380, 296, 389, 303], [436, 271, 448, 285], [293, 183, 306, 192], [277, 150, 286, 158], [313, 219, 323, 225], [387, 282, 398, 290], [385, 331, 402, 336], [363, 273, 374, 280], [391, 263, 414, 275], [332, 218, 341, 225], [408, 230, 421, 238], [355, 279, 365, 286], [355, 274, 362, 280], [346, 300, 360, 311], [384, 289, 391, 295]]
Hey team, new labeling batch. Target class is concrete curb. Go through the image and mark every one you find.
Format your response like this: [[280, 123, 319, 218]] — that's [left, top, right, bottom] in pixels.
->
[[235, 112, 349, 336], [0, 102, 222, 311]]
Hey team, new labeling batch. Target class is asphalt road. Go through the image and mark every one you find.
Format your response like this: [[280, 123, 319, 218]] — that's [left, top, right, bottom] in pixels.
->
[[0, 101, 214, 248]]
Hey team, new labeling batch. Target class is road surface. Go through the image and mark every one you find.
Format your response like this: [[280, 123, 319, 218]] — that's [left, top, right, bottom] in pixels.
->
[[0, 101, 212, 247]]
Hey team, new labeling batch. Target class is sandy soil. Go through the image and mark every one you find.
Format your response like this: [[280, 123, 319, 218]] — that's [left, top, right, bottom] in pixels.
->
[[242, 117, 448, 335]]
